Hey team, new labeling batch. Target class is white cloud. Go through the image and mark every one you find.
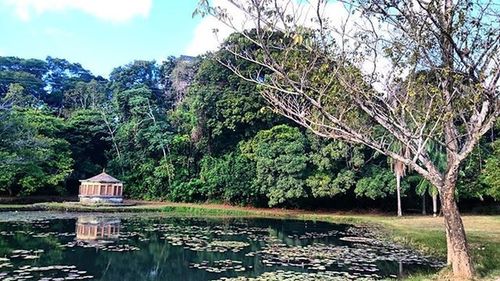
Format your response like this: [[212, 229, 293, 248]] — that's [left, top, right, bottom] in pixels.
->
[[185, 0, 247, 56], [4, 0, 152, 23], [184, 15, 225, 56]]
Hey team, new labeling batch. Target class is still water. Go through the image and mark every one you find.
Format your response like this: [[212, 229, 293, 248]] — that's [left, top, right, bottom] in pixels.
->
[[0, 212, 444, 280]]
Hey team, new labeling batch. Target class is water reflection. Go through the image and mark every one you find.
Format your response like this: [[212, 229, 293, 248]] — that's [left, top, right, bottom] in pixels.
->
[[0, 213, 444, 280], [76, 216, 121, 243]]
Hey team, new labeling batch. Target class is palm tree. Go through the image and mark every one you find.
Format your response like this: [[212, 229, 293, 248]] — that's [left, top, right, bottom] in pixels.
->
[[388, 142, 410, 217], [416, 141, 447, 217], [417, 179, 440, 216]]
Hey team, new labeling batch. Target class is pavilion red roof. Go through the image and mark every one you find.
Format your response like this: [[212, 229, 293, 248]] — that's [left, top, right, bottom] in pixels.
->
[[81, 172, 121, 183]]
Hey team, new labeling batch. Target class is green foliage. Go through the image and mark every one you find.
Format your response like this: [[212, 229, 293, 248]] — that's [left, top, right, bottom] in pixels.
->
[[0, 109, 73, 195], [109, 60, 160, 96], [0, 56, 102, 109], [481, 140, 500, 200], [168, 179, 204, 202], [457, 145, 491, 200], [1, 83, 38, 108], [355, 165, 409, 199], [308, 170, 356, 198], [43, 56, 100, 107], [187, 48, 280, 155], [199, 152, 258, 205], [241, 125, 308, 206], [108, 86, 175, 198], [65, 110, 111, 189], [0, 70, 45, 100], [0, 53, 496, 214], [415, 178, 438, 197], [307, 135, 364, 198], [62, 80, 107, 112]]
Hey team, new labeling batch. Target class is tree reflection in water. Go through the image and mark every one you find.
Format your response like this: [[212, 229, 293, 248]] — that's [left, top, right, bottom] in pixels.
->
[[0, 213, 443, 280]]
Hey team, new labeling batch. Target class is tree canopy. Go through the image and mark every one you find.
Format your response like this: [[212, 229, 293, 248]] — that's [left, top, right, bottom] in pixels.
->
[[1, 19, 498, 276], [196, 0, 499, 278]]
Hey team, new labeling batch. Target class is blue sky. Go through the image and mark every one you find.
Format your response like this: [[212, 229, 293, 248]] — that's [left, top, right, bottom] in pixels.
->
[[0, 0, 206, 77]]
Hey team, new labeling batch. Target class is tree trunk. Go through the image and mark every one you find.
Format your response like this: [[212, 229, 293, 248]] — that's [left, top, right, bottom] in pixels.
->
[[396, 174, 402, 217], [422, 194, 426, 215], [440, 181, 475, 279], [432, 194, 438, 217]]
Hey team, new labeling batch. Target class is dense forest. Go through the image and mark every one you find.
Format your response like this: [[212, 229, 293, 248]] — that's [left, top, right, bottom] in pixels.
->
[[0, 35, 498, 212]]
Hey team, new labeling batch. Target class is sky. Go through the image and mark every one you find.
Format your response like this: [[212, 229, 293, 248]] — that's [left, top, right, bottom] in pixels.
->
[[0, 0, 219, 77], [0, 0, 368, 78]]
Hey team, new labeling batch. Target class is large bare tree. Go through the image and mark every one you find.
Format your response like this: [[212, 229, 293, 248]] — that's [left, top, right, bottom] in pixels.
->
[[196, 0, 499, 278]]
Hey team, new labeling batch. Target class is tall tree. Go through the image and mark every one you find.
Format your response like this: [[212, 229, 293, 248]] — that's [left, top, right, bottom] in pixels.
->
[[416, 178, 440, 216], [63, 80, 108, 112], [65, 110, 111, 191], [388, 142, 409, 217], [44, 56, 98, 108], [0, 57, 48, 78], [1, 83, 38, 108], [198, 0, 499, 277], [0, 71, 45, 101], [109, 60, 161, 95], [188, 51, 279, 154], [169, 56, 199, 106], [0, 109, 73, 196]]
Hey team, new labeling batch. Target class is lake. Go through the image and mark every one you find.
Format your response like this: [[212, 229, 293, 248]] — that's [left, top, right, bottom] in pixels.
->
[[0, 212, 444, 280]]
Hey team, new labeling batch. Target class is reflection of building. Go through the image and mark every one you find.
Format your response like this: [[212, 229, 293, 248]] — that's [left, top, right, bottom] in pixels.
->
[[76, 216, 121, 241], [79, 171, 123, 204]]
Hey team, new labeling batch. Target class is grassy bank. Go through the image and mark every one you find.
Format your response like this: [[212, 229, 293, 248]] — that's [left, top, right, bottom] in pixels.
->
[[0, 201, 498, 280], [303, 214, 500, 280]]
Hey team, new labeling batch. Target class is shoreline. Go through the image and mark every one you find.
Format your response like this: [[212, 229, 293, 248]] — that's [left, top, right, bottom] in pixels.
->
[[0, 201, 499, 280]]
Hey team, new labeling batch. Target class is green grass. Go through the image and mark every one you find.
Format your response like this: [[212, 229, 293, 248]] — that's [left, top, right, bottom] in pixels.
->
[[161, 206, 257, 217], [1, 202, 498, 280]]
